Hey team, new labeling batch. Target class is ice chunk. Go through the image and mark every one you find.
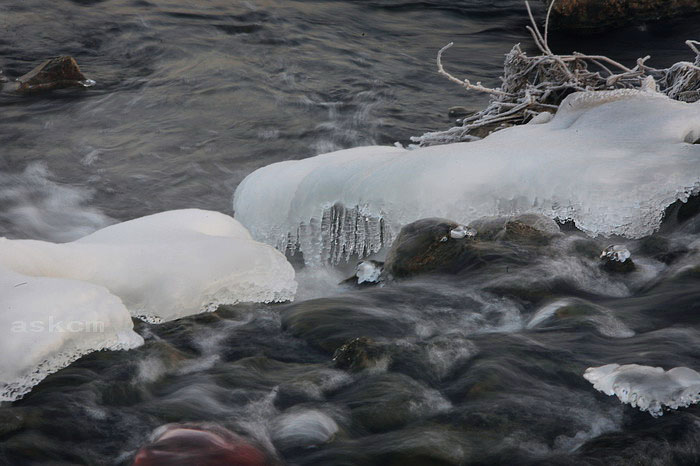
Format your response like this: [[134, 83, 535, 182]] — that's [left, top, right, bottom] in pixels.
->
[[449, 224, 476, 239], [600, 245, 631, 262], [0, 264, 143, 402], [0, 209, 297, 322], [584, 363, 700, 417], [234, 91, 700, 264], [356, 260, 382, 284]]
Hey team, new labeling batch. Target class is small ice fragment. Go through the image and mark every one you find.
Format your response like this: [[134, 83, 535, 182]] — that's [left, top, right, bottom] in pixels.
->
[[80, 79, 96, 88], [449, 225, 476, 239], [600, 245, 631, 262], [356, 260, 382, 284]]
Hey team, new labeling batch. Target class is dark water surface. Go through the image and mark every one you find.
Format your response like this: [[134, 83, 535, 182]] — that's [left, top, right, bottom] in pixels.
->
[[2, 1, 700, 465]]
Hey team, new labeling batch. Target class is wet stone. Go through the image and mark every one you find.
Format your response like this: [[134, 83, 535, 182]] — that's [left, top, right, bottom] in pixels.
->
[[383, 218, 479, 279], [332, 337, 386, 372], [544, 0, 700, 33], [131, 423, 268, 466], [600, 245, 635, 274], [16, 56, 94, 94]]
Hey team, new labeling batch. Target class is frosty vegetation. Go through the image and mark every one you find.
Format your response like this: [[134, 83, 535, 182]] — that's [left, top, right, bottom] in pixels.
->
[[413, 1, 700, 146]]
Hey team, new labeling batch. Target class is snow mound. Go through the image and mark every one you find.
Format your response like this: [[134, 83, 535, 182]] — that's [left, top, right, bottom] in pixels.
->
[[0, 210, 297, 322], [0, 264, 143, 402], [234, 90, 700, 264], [584, 363, 700, 417]]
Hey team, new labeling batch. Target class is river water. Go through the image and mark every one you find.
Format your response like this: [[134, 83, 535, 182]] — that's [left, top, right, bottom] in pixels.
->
[[1, 0, 700, 465]]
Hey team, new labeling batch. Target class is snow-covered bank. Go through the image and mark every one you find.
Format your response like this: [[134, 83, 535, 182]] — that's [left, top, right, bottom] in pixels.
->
[[0, 210, 297, 322], [234, 90, 700, 264], [0, 264, 143, 402]]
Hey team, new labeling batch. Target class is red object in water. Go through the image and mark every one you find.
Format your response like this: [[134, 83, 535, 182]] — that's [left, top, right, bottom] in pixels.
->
[[132, 424, 268, 466]]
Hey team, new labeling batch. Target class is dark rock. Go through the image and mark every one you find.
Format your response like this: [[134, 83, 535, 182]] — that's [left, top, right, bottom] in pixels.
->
[[637, 236, 688, 264], [332, 373, 442, 433], [332, 337, 386, 372], [544, 0, 700, 33], [660, 193, 700, 235], [448, 106, 471, 118], [131, 423, 268, 466], [469, 214, 560, 244], [383, 218, 478, 279], [600, 245, 635, 274], [16, 56, 94, 94], [281, 297, 412, 353]]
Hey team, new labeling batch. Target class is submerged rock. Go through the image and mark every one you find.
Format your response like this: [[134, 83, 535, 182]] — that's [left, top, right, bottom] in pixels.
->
[[544, 0, 700, 33], [332, 337, 387, 372], [132, 423, 267, 466], [16, 56, 94, 94]]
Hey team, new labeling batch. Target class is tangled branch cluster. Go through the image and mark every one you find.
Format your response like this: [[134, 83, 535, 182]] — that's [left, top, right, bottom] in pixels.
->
[[412, 1, 700, 147]]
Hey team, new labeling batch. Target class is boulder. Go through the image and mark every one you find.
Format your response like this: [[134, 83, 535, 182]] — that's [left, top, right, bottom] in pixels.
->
[[132, 424, 267, 466], [382, 218, 478, 279], [544, 0, 700, 33], [16, 56, 94, 94], [332, 337, 386, 372]]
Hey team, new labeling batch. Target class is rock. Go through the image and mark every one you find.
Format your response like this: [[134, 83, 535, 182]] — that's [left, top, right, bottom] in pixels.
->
[[448, 106, 471, 118], [333, 373, 448, 433], [600, 244, 635, 273], [332, 337, 387, 372], [281, 296, 412, 353], [16, 56, 95, 94], [469, 214, 560, 244], [543, 0, 700, 33], [131, 423, 267, 466], [383, 218, 479, 279]]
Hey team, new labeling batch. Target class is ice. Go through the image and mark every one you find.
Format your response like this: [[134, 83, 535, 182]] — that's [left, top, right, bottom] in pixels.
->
[[234, 90, 700, 264], [0, 264, 143, 402], [584, 363, 700, 417], [356, 260, 382, 284], [0, 209, 297, 322], [600, 245, 631, 262], [449, 225, 476, 239]]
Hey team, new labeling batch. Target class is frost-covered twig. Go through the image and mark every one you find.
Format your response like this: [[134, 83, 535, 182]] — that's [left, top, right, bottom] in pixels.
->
[[413, 0, 700, 146]]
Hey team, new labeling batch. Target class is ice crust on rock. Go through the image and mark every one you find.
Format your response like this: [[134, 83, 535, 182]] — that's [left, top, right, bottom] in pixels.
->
[[0, 264, 143, 402], [234, 90, 700, 264], [584, 363, 700, 417], [0, 209, 297, 323]]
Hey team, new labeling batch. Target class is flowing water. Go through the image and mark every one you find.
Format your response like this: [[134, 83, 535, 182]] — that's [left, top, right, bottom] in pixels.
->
[[1, 1, 700, 465]]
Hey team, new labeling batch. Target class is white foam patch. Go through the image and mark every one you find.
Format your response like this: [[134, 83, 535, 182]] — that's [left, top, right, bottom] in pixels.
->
[[0, 209, 297, 322], [234, 90, 700, 264], [0, 264, 143, 402], [584, 363, 700, 417]]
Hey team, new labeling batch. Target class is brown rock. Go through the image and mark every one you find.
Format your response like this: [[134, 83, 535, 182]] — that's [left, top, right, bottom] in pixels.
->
[[544, 0, 700, 33], [17, 56, 93, 94]]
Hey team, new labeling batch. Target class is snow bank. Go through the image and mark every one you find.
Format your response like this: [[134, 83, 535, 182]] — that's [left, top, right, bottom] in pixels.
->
[[0, 264, 143, 402], [0, 210, 297, 322], [234, 90, 700, 264], [584, 363, 700, 417]]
